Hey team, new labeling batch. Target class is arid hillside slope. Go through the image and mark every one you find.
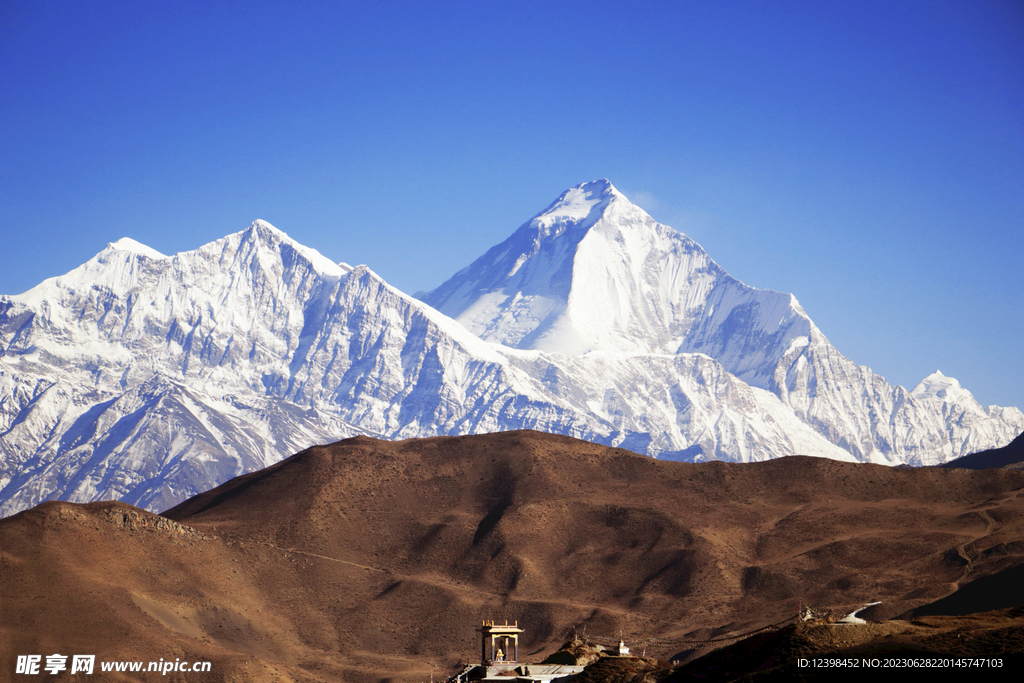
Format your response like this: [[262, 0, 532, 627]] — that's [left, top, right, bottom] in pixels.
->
[[3, 431, 1024, 681]]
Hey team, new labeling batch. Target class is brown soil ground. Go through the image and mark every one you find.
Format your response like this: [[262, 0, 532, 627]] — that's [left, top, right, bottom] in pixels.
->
[[2, 431, 1024, 682]]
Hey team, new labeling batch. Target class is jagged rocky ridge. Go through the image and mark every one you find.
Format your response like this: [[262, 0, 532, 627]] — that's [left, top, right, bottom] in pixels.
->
[[1, 181, 1020, 515]]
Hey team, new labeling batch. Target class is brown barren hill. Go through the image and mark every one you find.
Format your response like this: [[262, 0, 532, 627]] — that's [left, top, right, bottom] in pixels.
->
[[2, 430, 1024, 682]]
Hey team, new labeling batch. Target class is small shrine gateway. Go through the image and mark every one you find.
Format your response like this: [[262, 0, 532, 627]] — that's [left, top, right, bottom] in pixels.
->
[[477, 619, 522, 663], [447, 619, 587, 682]]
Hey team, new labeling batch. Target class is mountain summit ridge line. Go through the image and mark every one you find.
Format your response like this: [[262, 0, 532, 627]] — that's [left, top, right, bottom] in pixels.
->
[[1, 180, 1020, 516]]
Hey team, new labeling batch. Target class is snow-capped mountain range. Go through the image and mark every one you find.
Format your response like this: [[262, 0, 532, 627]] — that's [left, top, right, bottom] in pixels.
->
[[1, 180, 1020, 516]]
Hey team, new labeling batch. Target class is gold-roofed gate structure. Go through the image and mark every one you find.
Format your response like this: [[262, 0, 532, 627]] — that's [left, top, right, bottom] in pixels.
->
[[477, 620, 523, 664]]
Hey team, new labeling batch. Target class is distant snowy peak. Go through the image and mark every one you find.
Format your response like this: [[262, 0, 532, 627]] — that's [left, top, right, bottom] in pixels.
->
[[231, 220, 348, 280], [106, 237, 167, 260], [531, 178, 623, 232], [517, 179, 669, 264], [420, 179, 812, 367], [13, 220, 346, 311], [912, 370, 978, 407], [14, 236, 168, 308]]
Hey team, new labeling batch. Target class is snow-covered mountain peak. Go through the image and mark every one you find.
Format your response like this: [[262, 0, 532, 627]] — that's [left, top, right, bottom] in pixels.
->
[[12, 235, 171, 306], [105, 237, 167, 260], [913, 370, 956, 393], [251, 218, 278, 231], [231, 219, 347, 280], [421, 180, 808, 362], [911, 370, 975, 405], [526, 179, 665, 248], [237, 218, 291, 247], [532, 179, 624, 230]]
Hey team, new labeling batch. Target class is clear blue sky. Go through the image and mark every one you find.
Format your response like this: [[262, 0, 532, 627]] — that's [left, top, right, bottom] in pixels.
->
[[2, 1, 1022, 412]]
